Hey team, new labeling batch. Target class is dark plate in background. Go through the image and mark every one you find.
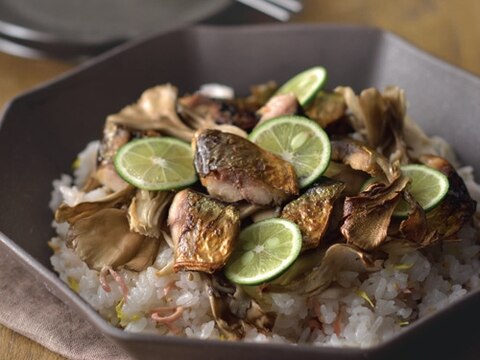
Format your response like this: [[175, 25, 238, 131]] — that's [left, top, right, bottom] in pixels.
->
[[0, 0, 232, 59], [1, 24, 480, 360]]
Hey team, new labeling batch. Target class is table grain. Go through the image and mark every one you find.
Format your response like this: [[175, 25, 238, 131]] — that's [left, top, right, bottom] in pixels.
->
[[1, 1, 479, 359]]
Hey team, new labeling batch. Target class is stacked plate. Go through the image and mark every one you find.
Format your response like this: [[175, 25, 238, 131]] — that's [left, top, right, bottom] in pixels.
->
[[0, 0, 233, 60]]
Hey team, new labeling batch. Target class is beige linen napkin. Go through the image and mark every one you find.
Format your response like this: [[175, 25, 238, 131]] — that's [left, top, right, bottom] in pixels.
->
[[0, 250, 133, 360]]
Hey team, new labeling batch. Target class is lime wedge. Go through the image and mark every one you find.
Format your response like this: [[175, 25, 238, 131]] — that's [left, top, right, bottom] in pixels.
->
[[224, 218, 302, 285], [249, 115, 331, 188], [394, 164, 449, 217], [114, 137, 197, 190], [276, 66, 327, 106]]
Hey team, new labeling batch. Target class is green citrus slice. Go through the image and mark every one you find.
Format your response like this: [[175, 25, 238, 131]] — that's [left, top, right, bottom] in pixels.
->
[[224, 218, 302, 285], [275, 66, 327, 106], [394, 164, 449, 217], [114, 137, 197, 190], [249, 115, 331, 188]]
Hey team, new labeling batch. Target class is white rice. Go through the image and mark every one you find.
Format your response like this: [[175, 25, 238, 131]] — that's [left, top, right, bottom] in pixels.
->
[[49, 135, 480, 348]]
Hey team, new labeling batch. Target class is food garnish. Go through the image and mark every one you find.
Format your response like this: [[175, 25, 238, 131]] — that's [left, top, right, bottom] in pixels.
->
[[355, 289, 375, 308], [224, 218, 302, 285], [114, 137, 197, 191], [393, 164, 449, 217], [275, 66, 327, 106], [249, 115, 331, 188], [393, 263, 414, 271]]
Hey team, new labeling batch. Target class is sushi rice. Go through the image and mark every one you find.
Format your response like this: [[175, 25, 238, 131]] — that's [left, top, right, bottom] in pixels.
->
[[49, 128, 480, 348]]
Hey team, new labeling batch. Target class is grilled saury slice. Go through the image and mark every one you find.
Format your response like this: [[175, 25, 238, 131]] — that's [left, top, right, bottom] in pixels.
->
[[193, 129, 298, 206], [281, 179, 345, 250], [168, 189, 240, 273], [420, 155, 476, 238]]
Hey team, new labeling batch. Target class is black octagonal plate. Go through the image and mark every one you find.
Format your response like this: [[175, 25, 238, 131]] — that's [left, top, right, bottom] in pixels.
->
[[1, 24, 480, 360]]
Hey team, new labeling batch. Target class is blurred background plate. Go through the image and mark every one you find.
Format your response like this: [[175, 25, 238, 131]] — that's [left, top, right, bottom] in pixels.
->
[[0, 30, 120, 60], [0, 0, 232, 58]]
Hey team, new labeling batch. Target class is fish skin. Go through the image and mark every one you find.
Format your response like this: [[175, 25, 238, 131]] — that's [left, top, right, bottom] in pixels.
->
[[420, 155, 476, 238], [193, 129, 298, 206], [168, 189, 240, 273], [281, 179, 345, 250]]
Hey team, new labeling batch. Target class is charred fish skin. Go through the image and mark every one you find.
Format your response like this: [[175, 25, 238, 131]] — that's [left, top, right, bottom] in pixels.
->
[[168, 189, 240, 273], [193, 129, 298, 206], [180, 94, 259, 131], [420, 155, 477, 238], [281, 179, 345, 251], [98, 121, 131, 166]]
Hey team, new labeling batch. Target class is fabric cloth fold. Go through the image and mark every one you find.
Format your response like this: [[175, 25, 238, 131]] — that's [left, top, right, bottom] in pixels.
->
[[0, 250, 133, 360]]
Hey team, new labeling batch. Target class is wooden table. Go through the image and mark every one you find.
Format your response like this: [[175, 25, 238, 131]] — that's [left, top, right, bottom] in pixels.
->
[[0, 1, 479, 359]]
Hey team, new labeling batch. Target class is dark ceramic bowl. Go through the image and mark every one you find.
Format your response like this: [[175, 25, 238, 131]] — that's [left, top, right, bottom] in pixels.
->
[[1, 24, 480, 360]]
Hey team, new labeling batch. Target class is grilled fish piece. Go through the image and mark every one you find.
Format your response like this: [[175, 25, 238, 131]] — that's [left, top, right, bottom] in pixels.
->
[[281, 179, 345, 250], [98, 121, 130, 166], [420, 155, 476, 238], [93, 120, 131, 192], [179, 94, 259, 131], [167, 189, 240, 273], [193, 129, 298, 206], [257, 93, 299, 124]]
